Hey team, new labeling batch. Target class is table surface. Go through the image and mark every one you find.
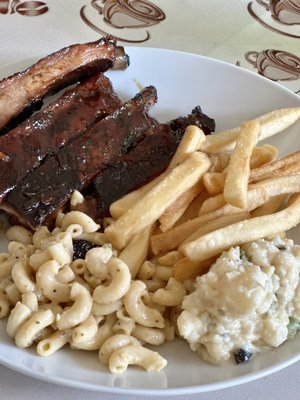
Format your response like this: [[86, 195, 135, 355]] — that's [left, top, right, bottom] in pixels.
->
[[1, 1, 300, 399]]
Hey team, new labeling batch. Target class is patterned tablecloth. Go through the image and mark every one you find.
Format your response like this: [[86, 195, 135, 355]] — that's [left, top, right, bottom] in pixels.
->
[[0, 1, 300, 399]]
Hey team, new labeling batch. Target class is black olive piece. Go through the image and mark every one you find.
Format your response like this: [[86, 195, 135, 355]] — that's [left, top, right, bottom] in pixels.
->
[[276, 245, 287, 251], [233, 348, 252, 364], [73, 239, 98, 260]]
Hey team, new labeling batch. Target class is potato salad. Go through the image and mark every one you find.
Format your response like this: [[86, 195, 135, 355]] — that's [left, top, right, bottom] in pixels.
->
[[178, 236, 300, 365]]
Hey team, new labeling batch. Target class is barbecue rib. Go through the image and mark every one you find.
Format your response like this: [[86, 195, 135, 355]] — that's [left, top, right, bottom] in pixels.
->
[[0, 72, 121, 201], [4, 86, 158, 229], [93, 106, 215, 215], [0, 36, 129, 134]]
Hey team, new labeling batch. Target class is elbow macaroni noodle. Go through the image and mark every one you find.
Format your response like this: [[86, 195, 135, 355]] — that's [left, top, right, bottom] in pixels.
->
[[0, 206, 191, 374], [109, 344, 167, 374], [14, 309, 55, 348], [56, 282, 93, 330], [93, 258, 131, 304], [124, 281, 165, 328], [0, 291, 10, 318], [99, 334, 141, 365], [72, 314, 98, 344]]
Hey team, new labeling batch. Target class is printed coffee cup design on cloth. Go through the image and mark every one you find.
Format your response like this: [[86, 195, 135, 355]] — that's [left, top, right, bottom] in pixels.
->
[[256, 0, 300, 24], [80, 0, 166, 43], [248, 0, 300, 37], [0, 0, 48, 16], [245, 49, 300, 81], [0, 0, 9, 13]]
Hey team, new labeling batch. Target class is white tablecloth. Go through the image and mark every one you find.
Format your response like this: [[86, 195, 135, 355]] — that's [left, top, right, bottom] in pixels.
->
[[1, 1, 300, 398]]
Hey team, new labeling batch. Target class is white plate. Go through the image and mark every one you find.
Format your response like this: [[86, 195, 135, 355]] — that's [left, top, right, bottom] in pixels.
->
[[0, 47, 300, 396]]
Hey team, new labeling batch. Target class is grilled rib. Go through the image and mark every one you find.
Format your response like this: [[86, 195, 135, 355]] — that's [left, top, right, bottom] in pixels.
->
[[3, 86, 158, 229], [93, 106, 215, 215], [0, 72, 121, 201], [0, 36, 129, 134]]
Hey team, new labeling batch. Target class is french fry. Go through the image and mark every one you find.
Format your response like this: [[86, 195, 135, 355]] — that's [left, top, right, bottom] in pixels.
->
[[109, 125, 205, 219], [173, 256, 216, 282], [201, 149, 290, 200], [250, 144, 278, 168], [119, 224, 155, 278], [209, 152, 230, 172], [203, 172, 226, 196], [199, 193, 226, 215], [198, 167, 284, 216], [202, 107, 300, 153], [223, 120, 260, 209], [109, 172, 166, 219], [254, 108, 300, 142], [203, 145, 278, 196], [241, 175, 300, 209], [176, 190, 211, 223], [159, 181, 203, 232], [105, 152, 211, 249], [231, 174, 300, 211], [182, 211, 250, 245], [288, 193, 299, 206], [151, 209, 225, 256], [180, 194, 300, 262], [203, 145, 279, 196], [167, 125, 206, 169], [250, 150, 300, 183], [102, 217, 115, 229], [151, 190, 269, 256], [157, 251, 184, 266], [251, 194, 286, 217]]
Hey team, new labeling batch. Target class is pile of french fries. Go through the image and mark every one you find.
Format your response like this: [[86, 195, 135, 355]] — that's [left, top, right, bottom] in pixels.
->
[[104, 107, 300, 282]]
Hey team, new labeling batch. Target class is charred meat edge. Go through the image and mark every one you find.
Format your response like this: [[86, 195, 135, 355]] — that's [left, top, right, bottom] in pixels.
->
[[0, 36, 129, 134], [3, 86, 158, 229], [0, 72, 121, 202], [93, 106, 215, 216]]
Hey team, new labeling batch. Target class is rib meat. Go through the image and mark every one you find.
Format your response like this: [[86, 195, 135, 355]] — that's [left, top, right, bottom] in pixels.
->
[[0, 36, 129, 134], [93, 106, 215, 215], [3, 86, 158, 229], [0, 72, 121, 201]]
